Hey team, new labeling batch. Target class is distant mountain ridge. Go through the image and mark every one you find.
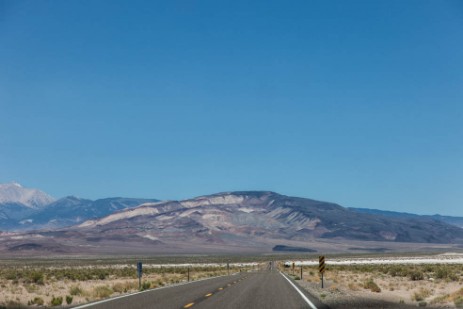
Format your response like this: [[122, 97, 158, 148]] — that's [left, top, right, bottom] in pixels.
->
[[0, 182, 55, 208], [349, 207, 463, 229], [0, 182, 56, 230], [0, 183, 159, 231], [13, 196, 156, 230], [75, 191, 463, 244], [0, 190, 457, 256], [1, 185, 463, 256]]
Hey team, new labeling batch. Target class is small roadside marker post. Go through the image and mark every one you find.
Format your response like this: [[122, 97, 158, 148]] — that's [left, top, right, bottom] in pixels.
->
[[319, 256, 325, 288], [187, 266, 190, 282], [300, 265, 303, 280], [137, 261, 143, 290], [292, 262, 295, 275], [227, 261, 230, 276]]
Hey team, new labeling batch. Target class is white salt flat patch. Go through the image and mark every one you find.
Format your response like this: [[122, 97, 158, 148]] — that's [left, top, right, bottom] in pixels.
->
[[285, 255, 463, 267]]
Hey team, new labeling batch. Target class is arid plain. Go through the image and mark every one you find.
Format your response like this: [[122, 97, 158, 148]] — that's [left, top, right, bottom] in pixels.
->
[[1, 253, 463, 308]]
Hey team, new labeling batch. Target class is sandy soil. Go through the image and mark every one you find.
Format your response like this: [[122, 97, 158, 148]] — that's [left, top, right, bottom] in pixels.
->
[[287, 266, 463, 308]]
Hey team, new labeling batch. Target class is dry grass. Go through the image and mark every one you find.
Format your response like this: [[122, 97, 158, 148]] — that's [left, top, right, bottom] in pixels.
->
[[412, 287, 432, 301], [347, 282, 360, 291], [430, 287, 463, 307], [288, 263, 463, 308], [0, 262, 251, 308]]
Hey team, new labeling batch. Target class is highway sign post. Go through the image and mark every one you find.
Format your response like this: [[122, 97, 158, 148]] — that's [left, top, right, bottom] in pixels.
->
[[319, 256, 325, 288], [137, 261, 143, 290]]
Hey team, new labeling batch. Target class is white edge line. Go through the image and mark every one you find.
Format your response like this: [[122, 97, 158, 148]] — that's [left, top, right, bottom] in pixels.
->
[[72, 273, 239, 308], [280, 271, 318, 309]]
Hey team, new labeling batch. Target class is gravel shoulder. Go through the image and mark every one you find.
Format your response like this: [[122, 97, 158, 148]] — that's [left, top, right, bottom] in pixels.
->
[[299, 279, 424, 308]]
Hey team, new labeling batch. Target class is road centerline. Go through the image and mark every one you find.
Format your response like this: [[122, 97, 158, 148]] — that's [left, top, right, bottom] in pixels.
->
[[179, 275, 248, 309]]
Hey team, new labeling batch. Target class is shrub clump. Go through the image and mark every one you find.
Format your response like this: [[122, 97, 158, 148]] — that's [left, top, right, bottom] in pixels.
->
[[93, 285, 113, 299], [141, 281, 151, 290], [28, 297, 44, 306], [69, 285, 83, 296], [50, 296, 63, 306], [66, 295, 73, 305], [413, 288, 432, 302], [409, 270, 424, 281], [363, 279, 381, 293], [455, 296, 463, 308], [29, 271, 45, 285], [112, 281, 139, 293], [436, 267, 450, 280]]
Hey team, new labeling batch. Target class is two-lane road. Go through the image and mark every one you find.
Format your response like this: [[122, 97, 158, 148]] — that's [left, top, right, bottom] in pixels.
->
[[74, 270, 328, 309], [189, 271, 322, 309]]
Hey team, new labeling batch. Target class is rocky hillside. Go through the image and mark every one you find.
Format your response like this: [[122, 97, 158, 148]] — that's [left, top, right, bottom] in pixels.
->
[[1, 191, 462, 256], [75, 191, 463, 244]]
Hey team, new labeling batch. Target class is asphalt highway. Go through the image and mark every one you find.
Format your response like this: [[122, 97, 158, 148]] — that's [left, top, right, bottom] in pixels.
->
[[73, 269, 328, 309]]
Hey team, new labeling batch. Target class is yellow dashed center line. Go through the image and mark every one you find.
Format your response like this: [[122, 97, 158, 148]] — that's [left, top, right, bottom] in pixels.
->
[[182, 278, 249, 309]]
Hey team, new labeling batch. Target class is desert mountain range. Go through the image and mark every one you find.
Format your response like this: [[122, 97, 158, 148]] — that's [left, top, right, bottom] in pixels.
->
[[1, 183, 462, 256]]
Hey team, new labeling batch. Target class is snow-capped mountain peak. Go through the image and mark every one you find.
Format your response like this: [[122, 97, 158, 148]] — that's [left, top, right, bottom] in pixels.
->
[[10, 182, 22, 188], [0, 182, 55, 208]]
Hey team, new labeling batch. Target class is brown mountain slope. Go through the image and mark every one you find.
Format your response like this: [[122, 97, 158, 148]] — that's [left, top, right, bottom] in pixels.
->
[[1, 191, 462, 256]]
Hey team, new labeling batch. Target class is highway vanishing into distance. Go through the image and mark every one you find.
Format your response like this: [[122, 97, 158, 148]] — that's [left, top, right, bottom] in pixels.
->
[[73, 267, 328, 309]]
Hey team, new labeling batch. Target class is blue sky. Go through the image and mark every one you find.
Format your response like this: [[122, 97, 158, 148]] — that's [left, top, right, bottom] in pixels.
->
[[1, 0, 462, 215]]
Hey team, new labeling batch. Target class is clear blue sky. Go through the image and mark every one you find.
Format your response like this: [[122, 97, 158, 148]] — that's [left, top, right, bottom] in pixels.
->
[[1, 0, 462, 215]]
